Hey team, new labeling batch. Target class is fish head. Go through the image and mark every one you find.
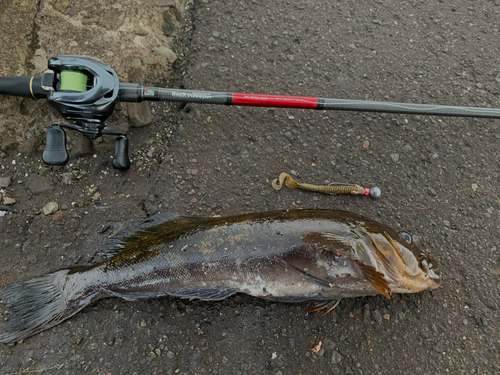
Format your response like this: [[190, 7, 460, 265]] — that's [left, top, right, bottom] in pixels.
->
[[368, 230, 441, 293]]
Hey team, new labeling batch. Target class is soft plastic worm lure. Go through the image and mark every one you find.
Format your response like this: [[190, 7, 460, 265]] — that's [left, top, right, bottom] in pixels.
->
[[272, 172, 381, 198]]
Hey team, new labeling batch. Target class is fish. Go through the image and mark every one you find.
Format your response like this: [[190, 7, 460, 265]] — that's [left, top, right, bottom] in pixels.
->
[[0, 209, 441, 344]]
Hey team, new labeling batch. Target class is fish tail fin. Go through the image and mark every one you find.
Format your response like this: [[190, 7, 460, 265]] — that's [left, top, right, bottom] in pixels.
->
[[0, 269, 99, 344]]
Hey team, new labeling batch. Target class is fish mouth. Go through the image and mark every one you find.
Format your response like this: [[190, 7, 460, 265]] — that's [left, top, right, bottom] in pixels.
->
[[419, 256, 441, 289], [426, 268, 441, 289]]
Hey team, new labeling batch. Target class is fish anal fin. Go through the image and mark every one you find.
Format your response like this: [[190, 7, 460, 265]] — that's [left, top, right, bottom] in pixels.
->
[[168, 287, 238, 301], [356, 261, 392, 299], [101, 289, 171, 301], [102, 287, 238, 302]]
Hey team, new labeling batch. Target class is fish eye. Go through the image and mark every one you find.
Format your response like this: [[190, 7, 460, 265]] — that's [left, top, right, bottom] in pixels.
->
[[399, 232, 412, 244]]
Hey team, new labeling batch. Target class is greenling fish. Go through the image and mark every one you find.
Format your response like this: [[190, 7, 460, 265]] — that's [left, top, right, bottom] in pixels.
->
[[0, 209, 441, 344]]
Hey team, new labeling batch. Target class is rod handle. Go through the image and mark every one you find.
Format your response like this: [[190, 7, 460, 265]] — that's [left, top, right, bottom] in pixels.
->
[[0, 76, 45, 98]]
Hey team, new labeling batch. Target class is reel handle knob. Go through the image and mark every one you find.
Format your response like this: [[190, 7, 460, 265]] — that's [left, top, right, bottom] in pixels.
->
[[42, 126, 69, 165], [112, 136, 130, 170]]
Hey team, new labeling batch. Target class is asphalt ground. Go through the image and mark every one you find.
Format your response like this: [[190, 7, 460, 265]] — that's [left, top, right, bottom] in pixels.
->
[[1, 1, 500, 374]]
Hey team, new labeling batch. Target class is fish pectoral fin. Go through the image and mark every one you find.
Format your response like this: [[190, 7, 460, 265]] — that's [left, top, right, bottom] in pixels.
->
[[285, 263, 332, 287], [355, 261, 392, 299], [99, 212, 204, 258], [168, 287, 238, 301]]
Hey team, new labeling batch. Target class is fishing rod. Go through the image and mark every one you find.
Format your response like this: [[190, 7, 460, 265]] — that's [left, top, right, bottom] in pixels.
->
[[1, 54, 500, 170]]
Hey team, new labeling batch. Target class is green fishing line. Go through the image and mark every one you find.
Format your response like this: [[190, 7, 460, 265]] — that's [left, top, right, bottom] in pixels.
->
[[59, 70, 88, 92]]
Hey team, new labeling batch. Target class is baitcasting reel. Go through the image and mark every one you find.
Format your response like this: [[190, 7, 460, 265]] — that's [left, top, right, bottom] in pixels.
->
[[39, 55, 129, 169]]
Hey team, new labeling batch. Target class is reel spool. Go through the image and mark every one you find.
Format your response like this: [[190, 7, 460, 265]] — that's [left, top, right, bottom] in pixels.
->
[[40, 55, 130, 170], [59, 70, 89, 92]]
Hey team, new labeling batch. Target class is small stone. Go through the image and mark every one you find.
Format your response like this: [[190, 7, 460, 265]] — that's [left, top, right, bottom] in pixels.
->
[[371, 310, 383, 325], [390, 153, 400, 163], [362, 140, 370, 149], [61, 172, 73, 185], [28, 256, 38, 264], [3, 196, 16, 205], [427, 187, 437, 196], [133, 26, 149, 36], [331, 351, 342, 364], [0, 176, 12, 188], [158, 0, 175, 7], [420, 325, 429, 339], [433, 341, 443, 353], [127, 102, 153, 127], [42, 201, 59, 215], [480, 316, 487, 326], [113, 336, 125, 348], [140, 320, 147, 327], [240, 150, 249, 158], [53, 211, 64, 221], [363, 304, 371, 321], [323, 338, 335, 351], [92, 192, 101, 201], [152, 46, 177, 63]]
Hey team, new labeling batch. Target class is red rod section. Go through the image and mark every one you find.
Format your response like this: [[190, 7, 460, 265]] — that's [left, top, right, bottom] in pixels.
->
[[232, 93, 319, 109]]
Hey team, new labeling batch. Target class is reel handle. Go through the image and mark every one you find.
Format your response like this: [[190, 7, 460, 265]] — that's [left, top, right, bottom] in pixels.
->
[[42, 126, 69, 166], [112, 136, 130, 170]]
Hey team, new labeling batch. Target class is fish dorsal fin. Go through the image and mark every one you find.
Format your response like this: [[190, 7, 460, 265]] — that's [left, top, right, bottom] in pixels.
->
[[356, 261, 392, 299], [99, 212, 202, 258]]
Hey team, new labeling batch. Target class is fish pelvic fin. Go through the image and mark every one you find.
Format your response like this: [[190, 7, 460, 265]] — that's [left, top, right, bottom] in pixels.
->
[[307, 299, 341, 316], [356, 261, 392, 299], [0, 270, 99, 344]]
